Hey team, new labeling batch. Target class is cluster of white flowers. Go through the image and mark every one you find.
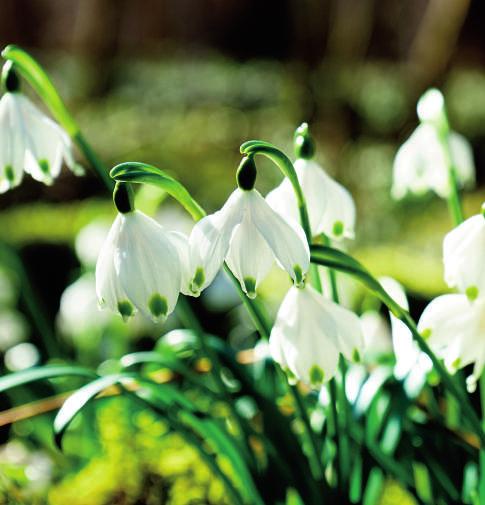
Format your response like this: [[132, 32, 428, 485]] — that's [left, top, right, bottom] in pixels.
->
[[418, 207, 485, 392], [96, 125, 363, 387], [0, 64, 81, 193]]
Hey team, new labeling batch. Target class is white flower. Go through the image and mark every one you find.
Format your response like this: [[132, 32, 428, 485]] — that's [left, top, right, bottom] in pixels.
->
[[96, 210, 182, 322], [187, 188, 310, 298], [443, 213, 485, 299], [0, 91, 81, 192], [392, 123, 475, 199], [418, 294, 485, 392], [266, 159, 356, 240], [269, 284, 364, 387]]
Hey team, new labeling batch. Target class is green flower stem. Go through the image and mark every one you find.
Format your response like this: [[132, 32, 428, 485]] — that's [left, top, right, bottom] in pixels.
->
[[1, 45, 113, 191], [310, 245, 485, 447]]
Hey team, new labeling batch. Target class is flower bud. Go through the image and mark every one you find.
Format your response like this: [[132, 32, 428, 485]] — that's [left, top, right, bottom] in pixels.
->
[[236, 156, 257, 191], [294, 122, 315, 160]]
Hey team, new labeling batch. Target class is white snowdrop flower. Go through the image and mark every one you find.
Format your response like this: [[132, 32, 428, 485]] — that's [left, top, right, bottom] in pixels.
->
[[393, 89, 474, 200], [380, 277, 432, 395], [443, 210, 485, 299], [96, 183, 182, 322], [0, 67, 81, 192], [266, 159, 355, 240], [187, 157, 310, 298], [392, 124, 474, 199], [360, 310, 392, 360], [266, 122, 356, 240], [417, 294, 485, 392], [269, 284, 364, 388]]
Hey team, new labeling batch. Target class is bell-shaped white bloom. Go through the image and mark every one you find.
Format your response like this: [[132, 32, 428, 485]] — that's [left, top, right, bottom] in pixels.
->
[[380, 277, 432, 396], [418, 294, 485, 392], [443, 213, 485, 299], [417, 88, 445, 125], [269, 284, 364, 387], [0, 92, 81, 193], [392, 123, 475, 199], [96, 210, 182, 322], [187, 188, 310, 298], [266, 159, 356, 240]]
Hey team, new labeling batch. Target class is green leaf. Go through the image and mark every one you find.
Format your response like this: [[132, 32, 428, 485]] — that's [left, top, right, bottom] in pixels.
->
[[0, 366, 96, 393], [53, 373, 134, 448], [363, 467, 385, 505], [413, 462, 434, 504], [110, 162, 205, 221], [1, 44, 78, 136]]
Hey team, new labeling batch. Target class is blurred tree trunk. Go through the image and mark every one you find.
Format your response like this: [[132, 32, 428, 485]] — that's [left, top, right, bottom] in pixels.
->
[[70, 0, 124, 96]]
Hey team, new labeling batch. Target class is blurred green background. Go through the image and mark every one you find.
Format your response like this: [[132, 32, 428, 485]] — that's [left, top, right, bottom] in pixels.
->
[[0, 0, 484, 503]]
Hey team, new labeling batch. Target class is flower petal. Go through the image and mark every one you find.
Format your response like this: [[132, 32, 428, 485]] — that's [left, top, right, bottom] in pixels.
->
[[225, 211, 274, 298], [248, 190, 310, 285], [188, 189, 243, 295], [116, 211, 181, 321], [167, 230, 192, 296]]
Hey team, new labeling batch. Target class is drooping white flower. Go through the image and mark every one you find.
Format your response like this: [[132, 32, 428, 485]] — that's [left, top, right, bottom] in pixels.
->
[[418, 294, 485, 392], [392, 123, 474, 199], [380, 277, 432, 396], [443, 212, 485, 299], [96, 210, 182, 322], [269, 284, 364, 387], [266, 158, 356, 240], [0, 91, 81, 192], [187, 187, 310, 298]]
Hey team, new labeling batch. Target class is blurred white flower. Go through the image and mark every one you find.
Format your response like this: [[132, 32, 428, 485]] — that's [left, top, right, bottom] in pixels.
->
[[75, 219, 111, 268], [266, 159, 356, 240], [0, 309, 28, 351], [96, 210, 182, 322], [416, 88, 446, 125], [360, 310, 392, 360], [392, 124, 475, 200], [443, 212, 485, 299], [269, 284, 364, 387], [58, 273, 110, 336], [188, 187, 309, 298], [0, 91, 82, 192], [380, 277, 432, 395], [4, 342, 39, 371], [418, 294, 485, 392]]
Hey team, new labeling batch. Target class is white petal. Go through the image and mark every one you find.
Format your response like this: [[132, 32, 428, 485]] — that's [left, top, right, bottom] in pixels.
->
[[0, 93, 25, 191], [95, 214, 133, 319], [248, 189, 310, 285], [449, 132, 475, 190], [116, 211, 181, 321], [315, 171, 356, 240], [167, 230, 192, 296], [188, 189, 244, 295], [443, 214, 485, 295], [225, 211, 274, 298], [17, 95, 72, 185], [265, 177, 299, 228]]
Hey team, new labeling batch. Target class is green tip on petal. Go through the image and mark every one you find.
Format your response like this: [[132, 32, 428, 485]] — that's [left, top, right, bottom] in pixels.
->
[[283, 367, 298, 385], [4, 165, 14, 183], [421, 328, 432, 340], [190, 267, 205, 295], [481, 202, 485, 218], [466, 285, 479, 302], [293, 265, 304, 287], [309, 364, 324, 387], [117, 300, 134, 322], [38, 159, 50, 175], [148, 293, 168, 320], [352, 348, 361, 363], [243, 277, 257, 299], [332, 221, 344, 237], [451, 357, 461, 371]]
